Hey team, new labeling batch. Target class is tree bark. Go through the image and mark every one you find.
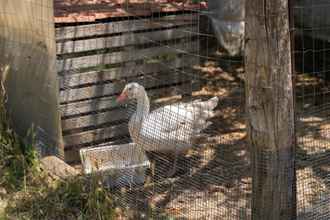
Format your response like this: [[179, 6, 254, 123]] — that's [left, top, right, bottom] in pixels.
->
[[245, 0, 296, 219], [0, 0, 64, 158]]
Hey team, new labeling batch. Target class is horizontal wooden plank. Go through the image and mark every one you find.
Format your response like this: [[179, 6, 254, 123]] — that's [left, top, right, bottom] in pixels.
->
[[56, 25, 198, 55], [55, 14, 198, 41], [57, 40, 199, 72], [63, 123, 128, 148], [60, 96, 119, 118], [59, 71, 194, 103], [59, 56, 198, 89], [62, 107, 128, 132]]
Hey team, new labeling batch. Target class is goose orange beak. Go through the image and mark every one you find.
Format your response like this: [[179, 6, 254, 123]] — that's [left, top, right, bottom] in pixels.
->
[[116, 91, 128, 103]]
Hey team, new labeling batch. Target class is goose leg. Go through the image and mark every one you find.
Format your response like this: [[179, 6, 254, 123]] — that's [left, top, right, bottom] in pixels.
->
[[145, 160, 154, 185], [145, 153, 155, 185], [151, 159, 155, 178], [167, 152, 178, 177]]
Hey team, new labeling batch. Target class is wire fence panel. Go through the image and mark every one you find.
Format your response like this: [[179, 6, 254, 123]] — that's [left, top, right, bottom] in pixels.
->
[[110, 2, 248, 219], [54, 1, 251, 219], [1, 0, 329, 219], [293, 1, 330, 219]]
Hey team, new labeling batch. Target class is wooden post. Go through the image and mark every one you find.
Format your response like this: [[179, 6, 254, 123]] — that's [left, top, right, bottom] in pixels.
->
[[0, 0, 64, 158], [245, 0, 296, 219]]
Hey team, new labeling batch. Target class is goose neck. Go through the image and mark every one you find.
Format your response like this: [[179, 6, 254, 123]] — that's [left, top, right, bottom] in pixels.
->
[[136, 90, 150, 119]]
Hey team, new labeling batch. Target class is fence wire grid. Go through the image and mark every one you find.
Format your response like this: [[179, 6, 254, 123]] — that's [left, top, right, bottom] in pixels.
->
[[293, 1, 330, 219], [0, 0, 330, 219]]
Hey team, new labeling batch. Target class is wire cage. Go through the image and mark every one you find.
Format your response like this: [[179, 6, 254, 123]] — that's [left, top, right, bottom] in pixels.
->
[[1, 0, 329, 219]]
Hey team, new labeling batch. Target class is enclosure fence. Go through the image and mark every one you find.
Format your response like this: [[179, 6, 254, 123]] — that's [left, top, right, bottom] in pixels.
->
[[0, 0, 329, 219]]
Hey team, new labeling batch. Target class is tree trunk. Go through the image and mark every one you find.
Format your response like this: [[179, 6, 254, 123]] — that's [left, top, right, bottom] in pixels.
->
[[245, 0, 296, 219], [0, 0, 64, 158]]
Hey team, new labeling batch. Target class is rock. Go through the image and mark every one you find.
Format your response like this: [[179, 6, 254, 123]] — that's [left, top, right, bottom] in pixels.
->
[[40, 156, 79, 179], [0, 187, 6, 197], [0, 198, 7, 218]]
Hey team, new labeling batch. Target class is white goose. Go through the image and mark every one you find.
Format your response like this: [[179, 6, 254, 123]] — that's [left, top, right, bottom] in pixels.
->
[[117, 82, 218, 176]]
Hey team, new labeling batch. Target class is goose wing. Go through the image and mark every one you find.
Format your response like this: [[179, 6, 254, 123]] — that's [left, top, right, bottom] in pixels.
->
[[145, 104, 193, 134]]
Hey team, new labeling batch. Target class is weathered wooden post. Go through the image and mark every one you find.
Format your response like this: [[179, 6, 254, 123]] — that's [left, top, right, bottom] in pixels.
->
[[245, 0, 296, 219], [0, 0, 64, 158]]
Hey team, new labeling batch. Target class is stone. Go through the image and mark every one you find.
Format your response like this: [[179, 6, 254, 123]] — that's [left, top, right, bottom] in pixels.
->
[[40, 156, 79, 179]]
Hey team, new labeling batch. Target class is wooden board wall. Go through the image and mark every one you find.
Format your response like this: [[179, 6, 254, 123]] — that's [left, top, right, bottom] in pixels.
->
[[56, 13, 200, 163]]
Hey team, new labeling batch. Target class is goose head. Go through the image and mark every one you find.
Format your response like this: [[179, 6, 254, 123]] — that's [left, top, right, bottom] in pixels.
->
[[116, 82, 146, 103]]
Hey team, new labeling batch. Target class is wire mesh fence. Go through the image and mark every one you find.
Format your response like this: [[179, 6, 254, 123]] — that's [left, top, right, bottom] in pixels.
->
[[293, 1, 330, 219], [0, 0, 329, 219], [55, 1, 250, 219]]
